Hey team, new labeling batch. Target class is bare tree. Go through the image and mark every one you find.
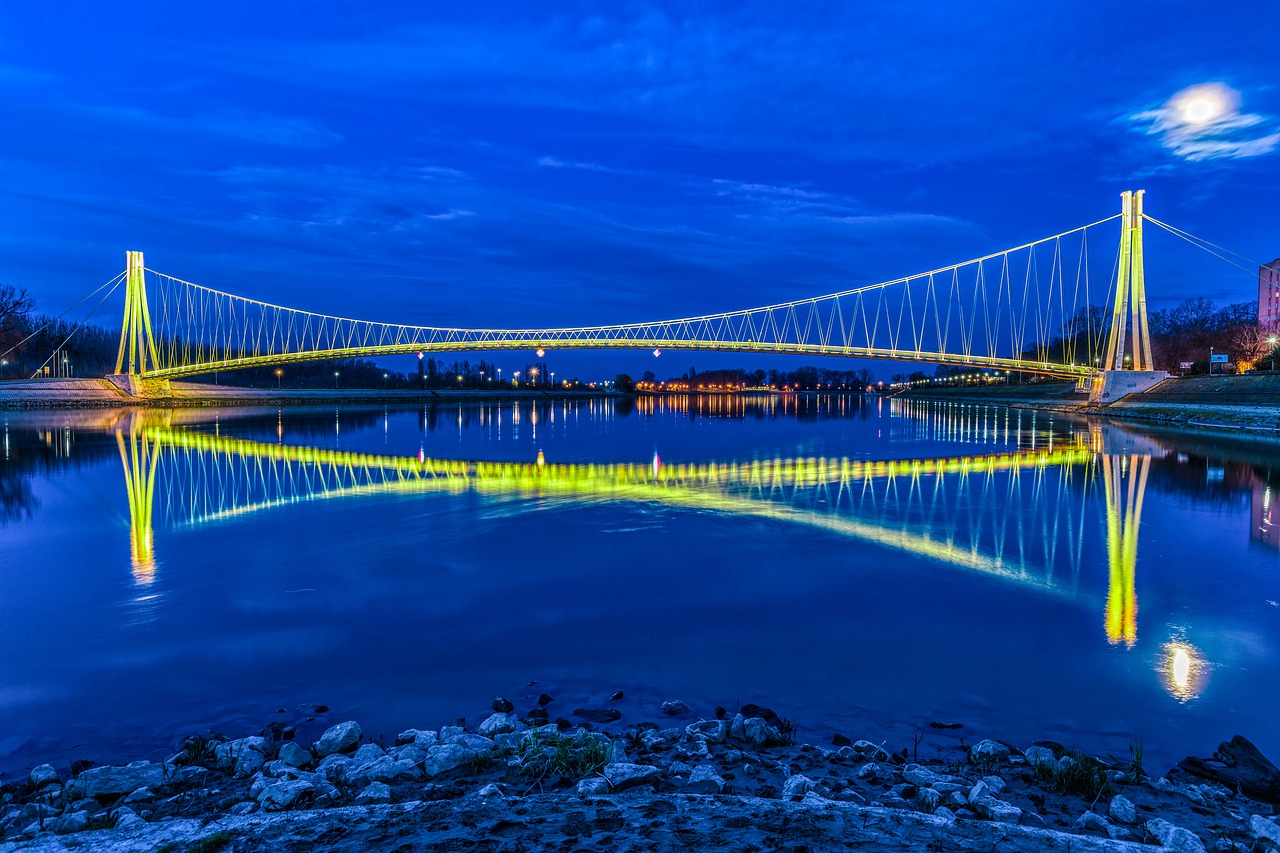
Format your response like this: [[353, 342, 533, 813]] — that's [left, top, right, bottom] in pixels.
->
[[0, 284, 34, 350]]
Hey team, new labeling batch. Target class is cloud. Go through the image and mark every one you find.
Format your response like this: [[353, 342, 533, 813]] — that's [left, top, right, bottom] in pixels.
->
[[1131, 83, 1280, 162], [91, 105, 343, 149]]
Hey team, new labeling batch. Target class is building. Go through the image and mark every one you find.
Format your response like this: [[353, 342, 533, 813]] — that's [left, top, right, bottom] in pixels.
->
[[1260, 258, 1280, 331]]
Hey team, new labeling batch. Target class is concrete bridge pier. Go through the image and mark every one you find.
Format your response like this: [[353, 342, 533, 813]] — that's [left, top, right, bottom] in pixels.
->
[[1088, 370, 1167, 405]]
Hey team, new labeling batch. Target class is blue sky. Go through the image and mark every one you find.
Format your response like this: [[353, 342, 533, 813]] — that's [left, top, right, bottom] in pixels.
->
[[2, 1, 1279, 376]]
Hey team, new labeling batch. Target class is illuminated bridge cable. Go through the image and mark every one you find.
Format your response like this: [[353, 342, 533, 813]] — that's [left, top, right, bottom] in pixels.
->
[[1142, 216, 1269, 278], [128, 213, 1124, 380], [28, 273, 129, 379], [0, 271, 126, 364]]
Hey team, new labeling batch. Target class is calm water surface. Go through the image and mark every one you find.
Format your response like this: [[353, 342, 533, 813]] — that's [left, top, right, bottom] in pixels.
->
[[2, 395, 1278, 776]]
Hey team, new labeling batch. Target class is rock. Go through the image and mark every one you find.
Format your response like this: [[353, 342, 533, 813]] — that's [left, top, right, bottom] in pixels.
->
[[213, 736, 268, 771], [1024, 745, 1056, 767], [477, 712, 519, 738], [685, 720, 727, 743], [857, 762, 893, 783], [914, 787, 941, 813], [576, 777, 611, 795], [390, 744, 427, 764], [831, 733, 852, 747], [1179, 736, 1280, 806], [573, 708, 622, 724], [113, 813, 148, 832], [396, 729, 438, 747], [1109, 794, 1137, 825], [934, 805, 956, 822], [782, 774, 815, 801], [29, 765, 59, 788], [279, 741, 312, 768], [354, 782, 391, 805], [1147, 818, 1207, 853], [537, 693, 554, 706], [902, 764, 939, 787], [492, 696, 514, 713], [970, 740, 1011, 766], [602, 763, 660, 792], [69, 762, 166, 801], [422, 744, 475, 778], [669, 761, 694, 777], [740, 703, 779, 723], [475, 783, 504, 798], [440, 725, 464, 741], [743, 718, 779, 745], [361, 756, 423, 784], [685, 765, 725, 795], [315, 721, 362, 757], [234, 749, 267, 777], [317, 754, 355, 783], [610, 691, 624, 700], [661, 700, 691, 716], [447, 732, 496, 752], [258, 779, 316, 811], [122, 787, 154, 804], [850, 740, 891, 762], [969, 796, 1022, 823], [1076, 810, 1110, 832], [52, 811, 89, 835], [981, 775, 1006, 793], [229, 802, 255, 816], [353, 743, 385, 765], [1251, 815, 1280, 846], [968, 780, 990, 802]]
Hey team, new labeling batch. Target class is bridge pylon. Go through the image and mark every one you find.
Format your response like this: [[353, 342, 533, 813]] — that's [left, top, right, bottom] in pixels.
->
[[1089, 191, 1167, 403], [107, 251, 170, 397]]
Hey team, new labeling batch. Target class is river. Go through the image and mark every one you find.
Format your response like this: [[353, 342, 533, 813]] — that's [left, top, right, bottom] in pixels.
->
[[1, 395, 1277, 776]]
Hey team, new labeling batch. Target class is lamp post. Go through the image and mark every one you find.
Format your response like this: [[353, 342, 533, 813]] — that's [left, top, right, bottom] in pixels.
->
[[275, 368, 283, 388], [1269, 336, 1278, 371], [334, 371, 340, 388], [383, 372, 389, 389]]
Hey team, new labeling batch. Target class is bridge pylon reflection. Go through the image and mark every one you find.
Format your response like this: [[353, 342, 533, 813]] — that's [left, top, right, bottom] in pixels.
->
[[115, 413, 1148, 644], [1102, 453, 1150, 647]]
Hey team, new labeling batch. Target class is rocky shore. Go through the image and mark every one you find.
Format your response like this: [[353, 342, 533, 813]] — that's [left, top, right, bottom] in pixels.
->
[[2, 698, 1278, 853]]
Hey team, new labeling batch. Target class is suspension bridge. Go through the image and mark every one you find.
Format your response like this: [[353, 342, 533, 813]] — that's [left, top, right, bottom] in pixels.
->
[[114, 413, 1150, 647], [99, 191, 1170, 403]]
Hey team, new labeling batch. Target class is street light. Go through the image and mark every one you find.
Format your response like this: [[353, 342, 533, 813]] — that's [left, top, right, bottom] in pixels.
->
[[1269, 335, 1278, 371], [383, 372, 389, 389], [275, 368, 283, 388], [334, 371, 340, 388]]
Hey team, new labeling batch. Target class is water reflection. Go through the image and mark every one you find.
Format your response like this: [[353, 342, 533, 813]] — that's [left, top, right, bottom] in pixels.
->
[[4, 398, 1279, 774], [96, 409, 1176, 652]]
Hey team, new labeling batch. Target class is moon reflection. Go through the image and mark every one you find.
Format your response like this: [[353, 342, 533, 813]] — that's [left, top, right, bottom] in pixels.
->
[[1158, 639, 1207, 702]]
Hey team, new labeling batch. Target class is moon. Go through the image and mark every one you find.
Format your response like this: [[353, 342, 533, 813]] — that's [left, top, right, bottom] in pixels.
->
[[1169, 83, 1238, 127]]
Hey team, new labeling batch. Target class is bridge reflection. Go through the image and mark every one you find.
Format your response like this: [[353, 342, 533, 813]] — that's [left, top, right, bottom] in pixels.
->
[[112, 411, 1151, 647]]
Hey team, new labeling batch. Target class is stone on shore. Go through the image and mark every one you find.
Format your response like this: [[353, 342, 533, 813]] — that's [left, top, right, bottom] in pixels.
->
[[685, 764, 726, 794], [603, 763, 661, 792], [315, 721, 362, 757], [1252, 815, 1280, 846], [477, 712, 518, 738], [782, 774, 815, 801], [685, 720, 727, 743], [969, 795, 1022, 823], [662, 700, 691, 716], [1024, 745, 1056, 767], [68, 761, 166, 800], [354, 782, 392, 805], [279, 741, 311, 768], [1108, 794, 1137, 825], [970, 740, 1011, 765], [1146, 818, 1207, 853], [28, 764, 59, 789], [258, 779, 316, 811], [422, 744, 475, 778]]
